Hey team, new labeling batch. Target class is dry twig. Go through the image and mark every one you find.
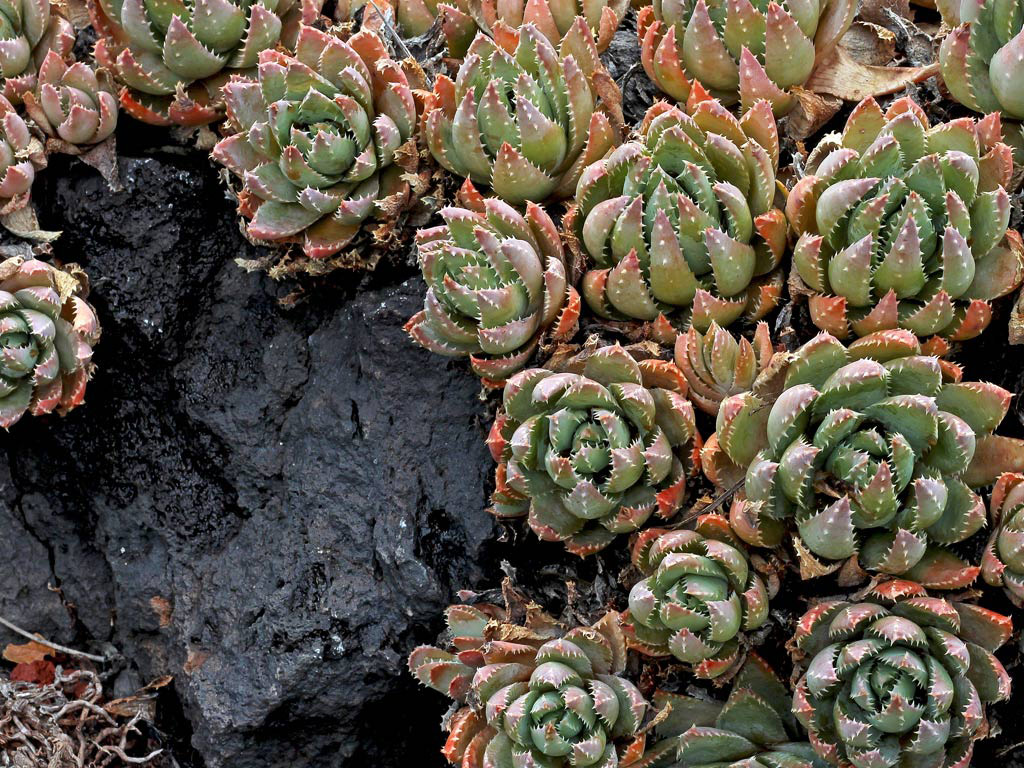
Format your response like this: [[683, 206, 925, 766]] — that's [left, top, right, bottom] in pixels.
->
[[0, 615, 106, 664]]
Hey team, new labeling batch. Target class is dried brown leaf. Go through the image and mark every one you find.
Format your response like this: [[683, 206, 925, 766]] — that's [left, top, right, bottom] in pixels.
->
[[77, 136, 122, 192], [10, 659, 56, 685], [787, 264, 815, 300], [56, 0, 90, 26], [805, 46, 938, 102], [837, 555, 869, 587], [0, 204, 62, 242], [784, 88, 843, 141], [3, 639, 55, 664], [858, 0, 910, 25], [593, 68, 625, 136], [841, 22, 897, 64], [1010, 288, 1024, 345], [792, 536, 844, 579], [104, 675, 173, 719], [149, 596, 173, 628]]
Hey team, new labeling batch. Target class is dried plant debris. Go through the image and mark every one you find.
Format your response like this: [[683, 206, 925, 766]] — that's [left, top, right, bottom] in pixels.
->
[[0, 667, 167, 768]]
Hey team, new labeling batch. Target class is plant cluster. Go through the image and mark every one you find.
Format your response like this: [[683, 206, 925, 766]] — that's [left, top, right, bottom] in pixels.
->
[[388, 1, 1024, 763], [3, 0, 1024, 762], [408, 602, 648, 767], [0, 257, 100, 428], [638, 0, 856, 115], [211, 25, 419, 257], [705, 328, 1024, 586], [487, 344, 697, 554], [788, 97, 1023, 343], [565, 99, 786, 333]]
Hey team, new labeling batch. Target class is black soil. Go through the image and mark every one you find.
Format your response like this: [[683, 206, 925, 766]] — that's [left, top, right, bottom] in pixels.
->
[[2, 15, 1024, 768]]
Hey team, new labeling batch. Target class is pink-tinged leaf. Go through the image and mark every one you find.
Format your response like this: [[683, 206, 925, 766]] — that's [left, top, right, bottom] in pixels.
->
[[491, 143, 557, 204], [902, 548, 979, 590], [303, 215, 360, 259], [739, 47, 792, 116], [247, 200, 322, 240], [954, 602, 1012, 652], [0, 162, 34, 200], [807, 294, 850, 338]]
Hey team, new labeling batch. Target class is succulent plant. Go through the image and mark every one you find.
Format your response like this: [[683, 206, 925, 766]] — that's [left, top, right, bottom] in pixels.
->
[[567, 100, 786, 333], [488, 344, 698, 556], [792, 580, 1012, 768], [90, 0, 302, 125], [0, 0, 73, 101], [211, 26, 418, 259], [0, 94, 39, 213], [637, 0, 855, 115], [392, 0, 626, 58], [704, 328, 1024, 587], [623, 515, 770, 679], [939, 0, 1024, 120], [675, 321, 775, 415], [0, 257, 100, 428], [23, 51, 118, 149], [408, 601, 649, 768], [405, 198, 580, 384], [981, 472, 1024, 606], [641, 654, 827, 768], [488, 0, 629, 52], [423, 25, 618, 205], [788, 97, 1023, 342]]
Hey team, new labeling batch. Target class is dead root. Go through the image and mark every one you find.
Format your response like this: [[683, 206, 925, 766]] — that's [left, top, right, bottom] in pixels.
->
[[0, 667, 163, 768]]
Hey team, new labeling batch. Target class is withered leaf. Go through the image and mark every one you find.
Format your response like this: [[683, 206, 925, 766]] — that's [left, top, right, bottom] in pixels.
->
[[3, 639, 55, 664]]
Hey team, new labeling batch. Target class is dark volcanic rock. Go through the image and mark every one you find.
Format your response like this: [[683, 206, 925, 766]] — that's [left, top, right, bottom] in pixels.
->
[[0, 143, 499, 767]]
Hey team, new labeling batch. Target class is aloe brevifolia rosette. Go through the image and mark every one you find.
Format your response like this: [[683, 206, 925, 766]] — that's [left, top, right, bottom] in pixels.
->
[[0, 257, 100, 428], [23, 51, 118, 150], [211, 26, 418, 259], [675, 321, 775, 416], [405, 198, 580, 384], [89, 0, 302, 125], [488, 344, 697, 555], [423, 25, 618, 205], [623, 515, 770, 679], [567, 100, 786, 334], [640, 654, 827, 767], [637, 0, 855, 115], [939, 0, 1024, 120], [0, 0, 73, 101], [792, 580, 1012, 768], [788, 96, 1024, 342], [408, 601, 649, 768], [703, 328, 1024, 587], [981, 472, 1024, 606]]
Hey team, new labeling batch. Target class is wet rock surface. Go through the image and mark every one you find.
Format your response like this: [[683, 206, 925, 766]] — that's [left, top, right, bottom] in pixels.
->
[[1, 141, 503, 767]]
